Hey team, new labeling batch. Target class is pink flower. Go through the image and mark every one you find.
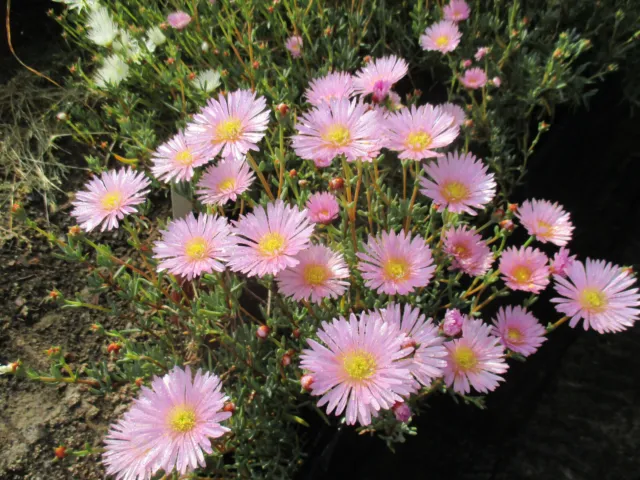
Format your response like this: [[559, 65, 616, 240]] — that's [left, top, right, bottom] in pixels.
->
[[382, 104, 459, 160], [462, 59, 472, 68], [292, 98, 381, 167], [420, 151, 496, 215], [151, 132, 209, 184], [357, 230, 435, 295], [304, 72, 355, 107], [492, 76, 502, 87], [551, 259, 640, 333], [420, 21, 462, 54], [167, 11, 192, 30], [196, 158, 255, 206], [300, 311, 417, 426], [186, 89, 270, 162], [285, 35, 303, 58], [443, 318, 508, 394], [499, 246, 550, 293], [381, 303, 447, 386], [550, 247, 576, 277], [440, 102, 466, 127], [103, 367, 231, 479], [153, 213, 232, 281], [516, 199, 574, 246], [443, 226, 493, 276], [491, 306, 546, 357], [227, 200, 314, 277], [443, 0, 471, 22], [71, 168, 150, 232], [276, 245, 350, 304], [460, 68, 488, 89], [353, 55, 409, 103], [474, 47, 489, 61], [442, 308, 466, 336], [306, 192, 340, 224]]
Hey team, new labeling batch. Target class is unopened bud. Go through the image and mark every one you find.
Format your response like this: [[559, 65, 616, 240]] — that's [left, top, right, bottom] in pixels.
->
[[288, 169, 297, 178], [223, 401, 236, 413], [329, 177, 344, 190], [508, 203, 518, 213], [252, 60, 260, 69], [298, 179, 308, 188], [56, 112, 68, 121], [462, 59, 472, 68], [107, 342, 121, 354], [54, 446, 67, 459], [277, 103, 289, 116], [46, 346, 61, 357], [68, 225, 82, 236], [292, 328, 301, 338], [201, 41, 210, 52], [256, 325, 270, 339], [500, 219, 515, 231], [281, 354, 292, 367], [392, 402, 412, 422], [48, 290, 60, 300], [301, 374, 314, 391], [135, 377, 144, 387]]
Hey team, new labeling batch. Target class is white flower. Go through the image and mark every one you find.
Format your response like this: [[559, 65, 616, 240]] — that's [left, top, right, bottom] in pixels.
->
[[191, 69, 221, 93], [86, 5, 118, 46], [201, 41, 210, 52], [145, 26, 167, 52], [113, 31, 142, 63], [94, 55, 129, 88], [0, 364, 13, 375], [53, 0, 96, 13]]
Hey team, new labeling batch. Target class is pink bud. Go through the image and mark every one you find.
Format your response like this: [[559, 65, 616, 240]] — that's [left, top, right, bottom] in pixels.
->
[[392, 402, 412, 422], [256, 325, 270, 339], [492, 76, 502, 87], [301, 374, 314, 391], [462, 59, 472, 68], [442, 309, 464, 336]]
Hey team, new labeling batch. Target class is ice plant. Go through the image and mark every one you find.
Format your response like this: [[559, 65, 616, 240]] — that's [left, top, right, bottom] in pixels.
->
[[191, 69, 222, 93], [306, 192, 340, 224], [499, 246, 550, 293], [460, 68, 488, 89], [474, 47, 490, 61], [440, 102, 466, 127], [550, 247, 576, 277], [300, 312, 416, 426], [304, 72, 355, 106], [442, 308, 466, 336], [167, 11, 192, 29], [420, 21, 462, 54], [420, 151, 496, 215], [443, 226, 493, 276], [516, 199, 574, 246], [196, 158, 255, 206], [443, 318, 508, 394], [551, 259, 640, 333], [491, 306, 546, 356], [86, 5, 117, 46], [357, 230, 435, 295], [353, 55, 409, 102], [151, 132, 209, 183], [285, 35, 303, 58], [94, 54, 130, 88], [276, 245, 350, 303], [443, 0, 471, 22], [71, 168, 150, 232], [103, 367, 231, 478], [228, 200, 314, 277], [145, 26, 166, 51], [153, 213, 232, 280]]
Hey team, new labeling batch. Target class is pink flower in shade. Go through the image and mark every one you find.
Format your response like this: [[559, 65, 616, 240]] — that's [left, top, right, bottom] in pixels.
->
[[492, 76, 502, 87], [381, 303, 447, 386], [443, 226, 493, 277], [357, 230, 435, 295], [285, 35, 303, 58], [151, 132, 209, 184], [276, 245, 350, 304], [460, 68, 488, 89], [103, 367, 231, 479], [292, 98, 381, 167], [304, 72, 355, 107], [353, 55, 409, 103], [196, 158, 255, 206], [443, 0, 471, 22], [499, 246, 550, 294], [153, 213, 232, 281], [474, 47, 490, 61], [420, 151, 496, 215], [71, 168, 150, 232], [306, 192, 340, 224], [300, 311, 417, 426], [227, 200, 314, 277], [186, 89, 270, 162], [462, 59, 472, 68], [443, 318, 508, 394], [551, 259, 640, 333], [550, 247, 576, 277], [442, 308, 466, 336], [167, 11, 192, 30], [382, 104, 459, 160], [440, 102, 466, 127], [491, 306, 547, 357], [420, 21, 462, 54], [516, 199, 574, 246]]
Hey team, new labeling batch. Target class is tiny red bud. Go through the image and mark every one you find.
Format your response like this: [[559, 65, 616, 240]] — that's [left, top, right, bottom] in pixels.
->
[[48, 290, 60, 300], [188, 72, 196, 81], [281, 354, 292, 367], [90, 324, 101, 332], [166, 57, 175, 65], [54, 446, 66, 459], [277, 103, 289, 116], [329, 177, 344, 191], [252, 60, 260, 69], [135, 378, 144, 387], [298, 179, 308, 188], [494, 208, 505, 218], [301, 374, 314, 391], [268, 6, 274, 13], [46, 347, 61, 357], [256, 325, 270, 339], [288, 169, 297, 178], [11, 203, 21, 214], [363, 55, 372, 64], [223, 401, 236, 413], [107, 343, 121, 354], [508, 203, 518, 213], [292, 328, 301, 338], [500, 219, 515, 231]]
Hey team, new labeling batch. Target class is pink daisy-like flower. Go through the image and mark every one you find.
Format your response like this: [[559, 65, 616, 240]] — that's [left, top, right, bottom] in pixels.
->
[[103, 366, 231, 479], [443, 318, 508, 394], [420, 151, 496, 215], [440, 102, 466, 127], [276, 245, 349, 303], [304, 72, 355, 107], [306, 192, 340, 224], [196, 158, 255, 206], [443, 225, 493, 276], [353, 55, 408, 103], [381, 303, 447, 386], [499, 246, 550, 294], [460, 68, 488, 89], [153, 213, 232, 281], [167, 11, 192, 30], [186, 89, 270, 162], [71, 168, 150, 232], [285, 35, 303, 58], [474, 46, 490, 61], [227, 200, 314, 277], [550, 247, 576, 277], [292, 98, 381, 167], [443, 0, 471, 22], [491, 306, 547, 357], [300, 311, 417, 426], [151, 132, 209, 184], [383, 104, 459, 160], [420, 21, 462, 54], [516, 199, 574, 246], [551, 259, 640, 333], [442, 308, 466, 336], [357, 230, 435, 295]]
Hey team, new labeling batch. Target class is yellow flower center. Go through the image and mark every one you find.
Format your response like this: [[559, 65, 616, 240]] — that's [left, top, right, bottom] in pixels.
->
[[342, 350, 376, 380], [101, 191, 123, 210], [383, 258, 410, 281], [453, 345, 478, 371], [506, 327, 523, 344], [441, 181, 469, 203], [435, 35, 449, 48], [580, 287, 608, 313], [406, 131, 432, 151], [303, 264, 328, 286], [215, 117, 243, 142], [513, 266, 532, 284], [175, 149, 194, 166], [218, 177, 236, 192], [185, 237, 208, 260], [168, 405, 197, 433], [258, 232, 285, 257], [322, 124, 351, 147], [536, 220, 553, 237], [452, 243, 470, 259]]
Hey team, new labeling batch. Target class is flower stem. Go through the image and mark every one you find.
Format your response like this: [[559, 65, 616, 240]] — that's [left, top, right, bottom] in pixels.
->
[[246, 152, 275, 201]]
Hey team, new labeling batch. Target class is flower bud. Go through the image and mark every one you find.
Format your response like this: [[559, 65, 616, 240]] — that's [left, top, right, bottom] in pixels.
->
[[298, 179, 308, 188], [256, 325, 270, 339], [48, 290, 60, 300], [508, 203, 518, 213], [288, 169, 297, 178], [223, 401, 236, 413], [491, 76, 501, 87], [68, 225, 82, 236], [499, 219, 515, 231], [46, 346, 61, 357], [292, 328, 301, 338], [363, 55, 372, 64], [56, 112, 68, 121], [252, 60, 260, 69], [201, 41, 210, 52], [392, 402, 412, 422], [328, 177, 344, 190], [301, 374, 314, 391], [462, 59, 472, 68], [54, 446, 67, 459], [277, 103, 289, 116], [135, 377, 144, 387], [107, 343, 121, 354], [442, 309, 464, 336], [281, 353, 292, 367]]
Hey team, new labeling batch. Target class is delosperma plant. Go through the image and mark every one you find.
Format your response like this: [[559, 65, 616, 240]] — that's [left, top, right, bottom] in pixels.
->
[[5, 0, 640, 478]]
